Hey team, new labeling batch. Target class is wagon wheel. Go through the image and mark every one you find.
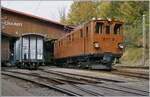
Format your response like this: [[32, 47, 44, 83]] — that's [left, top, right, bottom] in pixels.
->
[[16, 63, 21, 68], [34, 63, 39, 70]]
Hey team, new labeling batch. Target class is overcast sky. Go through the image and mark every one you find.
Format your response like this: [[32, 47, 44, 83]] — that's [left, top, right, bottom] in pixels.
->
[[1, 0, 73, 22]]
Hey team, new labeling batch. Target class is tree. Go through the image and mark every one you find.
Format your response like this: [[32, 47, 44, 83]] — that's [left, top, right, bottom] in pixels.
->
[[58, 6, 67, 24], [66, 1, 98, 25], [97, 1, 149, 47]]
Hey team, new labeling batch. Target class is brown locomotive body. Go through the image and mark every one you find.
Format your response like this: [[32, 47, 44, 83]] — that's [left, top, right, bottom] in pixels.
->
[[54, 19, 124, 69]]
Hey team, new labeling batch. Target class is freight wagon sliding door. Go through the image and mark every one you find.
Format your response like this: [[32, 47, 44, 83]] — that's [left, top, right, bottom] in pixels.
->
[[37, 37, 43, 60], [23, 37, 29, 60], [14, 39, 21, 61], [30, 36, 36, 60]]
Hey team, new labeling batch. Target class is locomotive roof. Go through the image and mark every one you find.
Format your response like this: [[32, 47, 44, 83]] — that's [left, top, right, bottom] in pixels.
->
[[55, 19, 123, 43], [93, 19, 123, 23], [55, 26, 82, 42]]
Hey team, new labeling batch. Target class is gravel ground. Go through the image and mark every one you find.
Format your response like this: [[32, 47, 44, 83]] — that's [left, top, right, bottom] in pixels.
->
[[1, 75, 67, 96], [2, 78, 32, 96]]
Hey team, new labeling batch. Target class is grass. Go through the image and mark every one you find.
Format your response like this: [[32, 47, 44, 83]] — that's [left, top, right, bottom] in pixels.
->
[[120, 47, 143, 65]]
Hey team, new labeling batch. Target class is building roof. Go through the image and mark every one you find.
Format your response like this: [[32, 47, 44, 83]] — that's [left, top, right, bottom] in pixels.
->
[[1, 7, 74, 29]]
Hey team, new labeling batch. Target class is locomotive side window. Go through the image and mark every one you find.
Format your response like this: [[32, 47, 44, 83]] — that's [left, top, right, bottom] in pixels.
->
[[72, 34, 74, 41], [61, 41, 63, 46], [106, 24, 110, 34], [96, 22, 103, 34], [80, 29, 83, 38], [67, 35, 71, 43], [114, 24, 122, 34], [86, 27, 88, 37], [59, 41, 60, 47], [69, 35, 71, 41]]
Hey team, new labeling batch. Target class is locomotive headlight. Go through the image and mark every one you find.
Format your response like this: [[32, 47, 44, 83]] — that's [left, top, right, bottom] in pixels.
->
[[94, 42, 100, 48], [118, 43, 124, 49], [107, 17, 112, 21]]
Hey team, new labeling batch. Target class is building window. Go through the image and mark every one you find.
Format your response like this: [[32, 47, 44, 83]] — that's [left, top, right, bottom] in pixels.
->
[[106, 24, 110, 34], [96, 22, 103, 34]]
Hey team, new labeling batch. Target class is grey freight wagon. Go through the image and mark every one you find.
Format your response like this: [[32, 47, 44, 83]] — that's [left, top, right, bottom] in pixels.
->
[[14, 33, 45, 69]]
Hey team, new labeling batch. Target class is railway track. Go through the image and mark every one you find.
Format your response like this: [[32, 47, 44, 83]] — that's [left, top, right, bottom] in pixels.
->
[[39, 69, 148, 96], [111, 70, 149, 79], [2, 71, 80, 96], [111, 66, 149, 79], [41, 69, 124, 83], [114, 66, 149, 69], [2, 69, 149, 96], [1, 70, 104, 96], [67, 67, 149, 80]]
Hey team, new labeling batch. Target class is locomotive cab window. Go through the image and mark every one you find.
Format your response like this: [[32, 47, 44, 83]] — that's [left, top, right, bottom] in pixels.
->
[[114, 24, 122, 34], [106, 24, 110, 34], [96, 22, 103, 34]]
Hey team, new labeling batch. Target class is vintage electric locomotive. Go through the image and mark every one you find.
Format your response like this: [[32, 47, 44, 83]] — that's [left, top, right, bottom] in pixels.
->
[[54, 19, 124, 70]]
